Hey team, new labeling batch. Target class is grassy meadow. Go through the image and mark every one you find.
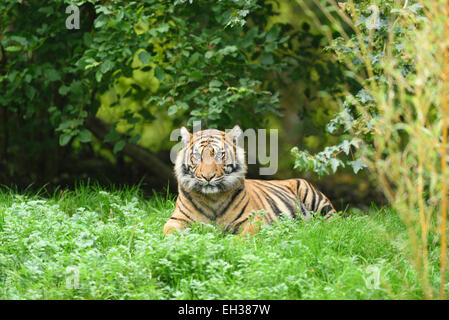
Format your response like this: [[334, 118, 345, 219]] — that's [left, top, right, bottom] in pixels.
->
[[0, 185, 443, 299]]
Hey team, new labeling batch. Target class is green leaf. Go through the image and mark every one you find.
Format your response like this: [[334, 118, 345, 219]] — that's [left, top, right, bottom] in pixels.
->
[[266, 25, 279, 42], [176, 101, 189, 110], [129, 134, 141, 144], [205, 51, 214, 59], [10, 35, 28, 46], [94, 14, 108, 28], [156, 23, 170, 33], [138, 109, 155, 120], [25, 85, 36, 100], [154, 66, 164, 81], [5, 46, 22, 52], [188, 52, 201, 65], [356, 89, 374, 104], [189, 70, 203, 81], [168, 105, 178, 116], [127, 117, 141, 124], [138, 51, 151, 65], [78, 129, 91, 143], [84, 60, 101, 70], [104, 130, 120, 142], [341, 140, 351, 155], [209, 80, 222, 88], [218, 46, 238, 56], [349, 158, 367, 174], [24, 74, 32, 83], [261, 53, 273, 65], [100, 60, 114, 74], [56, 120, 73, 132], [95, 70, 103, 83], [58, 85, 70, 96], [59, 133, 72, 146], [113, 140, 126, 153], [44, 69, 61, 82], [329, 158, 343, 173]]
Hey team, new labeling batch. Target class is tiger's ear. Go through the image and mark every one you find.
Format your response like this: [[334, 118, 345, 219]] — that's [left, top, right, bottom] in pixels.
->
[[180, 126, 192, 146], [226, 125, 243, 141]]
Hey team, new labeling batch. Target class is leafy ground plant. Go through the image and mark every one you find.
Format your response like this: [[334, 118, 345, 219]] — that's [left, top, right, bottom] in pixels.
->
[[295, 0, 449, 299], [0, 186, 442, 299]]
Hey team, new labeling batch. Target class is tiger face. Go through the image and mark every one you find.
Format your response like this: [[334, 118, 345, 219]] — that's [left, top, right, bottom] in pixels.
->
[[175, 125, 246, 194]]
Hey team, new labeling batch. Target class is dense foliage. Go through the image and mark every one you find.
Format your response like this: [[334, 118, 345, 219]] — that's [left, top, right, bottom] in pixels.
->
[[2, 0, 448, 300], [0, 187, 442, 299], [294, 0, 449, 299], [292, 0, 422, 176], [0, 0, 289, 151], [2, 0, 364, 202]]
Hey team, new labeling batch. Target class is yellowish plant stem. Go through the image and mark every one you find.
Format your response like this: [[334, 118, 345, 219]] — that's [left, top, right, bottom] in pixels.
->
[[440, 0, 449, 301], [418, 155, 431, 299]]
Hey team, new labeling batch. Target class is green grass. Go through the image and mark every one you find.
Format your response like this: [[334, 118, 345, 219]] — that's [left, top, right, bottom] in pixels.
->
[[0, 185, 442, 299]]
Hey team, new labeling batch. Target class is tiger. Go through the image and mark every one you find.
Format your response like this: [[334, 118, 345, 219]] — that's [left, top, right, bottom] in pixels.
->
[[163, 125, 337, 236]]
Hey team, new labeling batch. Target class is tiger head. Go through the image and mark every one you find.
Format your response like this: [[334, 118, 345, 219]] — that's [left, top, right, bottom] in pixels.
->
[[175, 125, 246, 194]]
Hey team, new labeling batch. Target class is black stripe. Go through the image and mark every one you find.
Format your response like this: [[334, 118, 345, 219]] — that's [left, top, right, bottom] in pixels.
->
[[257, 188, 283, 216], [230, 200, 249, 225], [178, 203, 197, 223], [304, 181, 316, 211], [216, 187, 244, 217], [233, 218, 248, 233], [314, 188, 323, 211], [286, 184, 296, 195], [253, 181, 296, 217], [320, 204, 335, 216], [222, 140, 236, 164], [311, 185, 319, 212], [263, 185, 296, 216], [232, 200, 252, 233], [249, 188, 274, 223], [263, 181, 297, 203], [169, 217, 191, 225], [301, 181, 309, 203], [182, 164, 190, 175], [198, 137, 223, 146], [265, 211, 274, 224], [180, 186, 213, 220], [248, 191, 273, 224], [299, 202, 311, 218], [251, 187, 266, 208], [298, 202, 307, 217], [224, 143, 230, 162], [251, 187, 264, 203]]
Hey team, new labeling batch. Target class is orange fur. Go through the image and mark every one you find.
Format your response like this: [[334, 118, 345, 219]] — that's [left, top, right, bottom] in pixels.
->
[[164, 126, 336, 235]]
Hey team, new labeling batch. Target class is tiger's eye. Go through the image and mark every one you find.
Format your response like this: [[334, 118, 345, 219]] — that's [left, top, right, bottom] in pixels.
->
[[192, 151, 201, 161]]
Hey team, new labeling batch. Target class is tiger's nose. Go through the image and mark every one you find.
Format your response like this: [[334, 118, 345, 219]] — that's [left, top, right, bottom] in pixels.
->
[[202, 173, 216, 181]]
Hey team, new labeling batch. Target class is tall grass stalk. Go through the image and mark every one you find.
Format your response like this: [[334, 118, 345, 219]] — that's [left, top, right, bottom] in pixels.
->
[[299, 0, 449, 299], [439, 0, 449, 301]]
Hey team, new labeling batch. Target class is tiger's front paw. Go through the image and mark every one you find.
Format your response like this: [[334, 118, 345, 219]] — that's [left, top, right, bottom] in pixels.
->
[[163, 220, 185, 235]]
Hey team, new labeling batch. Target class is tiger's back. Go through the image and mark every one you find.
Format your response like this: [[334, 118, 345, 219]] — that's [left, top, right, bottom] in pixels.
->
[[163, 126, 336, 235]]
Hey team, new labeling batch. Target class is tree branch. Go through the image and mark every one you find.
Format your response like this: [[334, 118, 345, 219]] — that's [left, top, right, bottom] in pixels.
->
[[85, 114, 177, 188]]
